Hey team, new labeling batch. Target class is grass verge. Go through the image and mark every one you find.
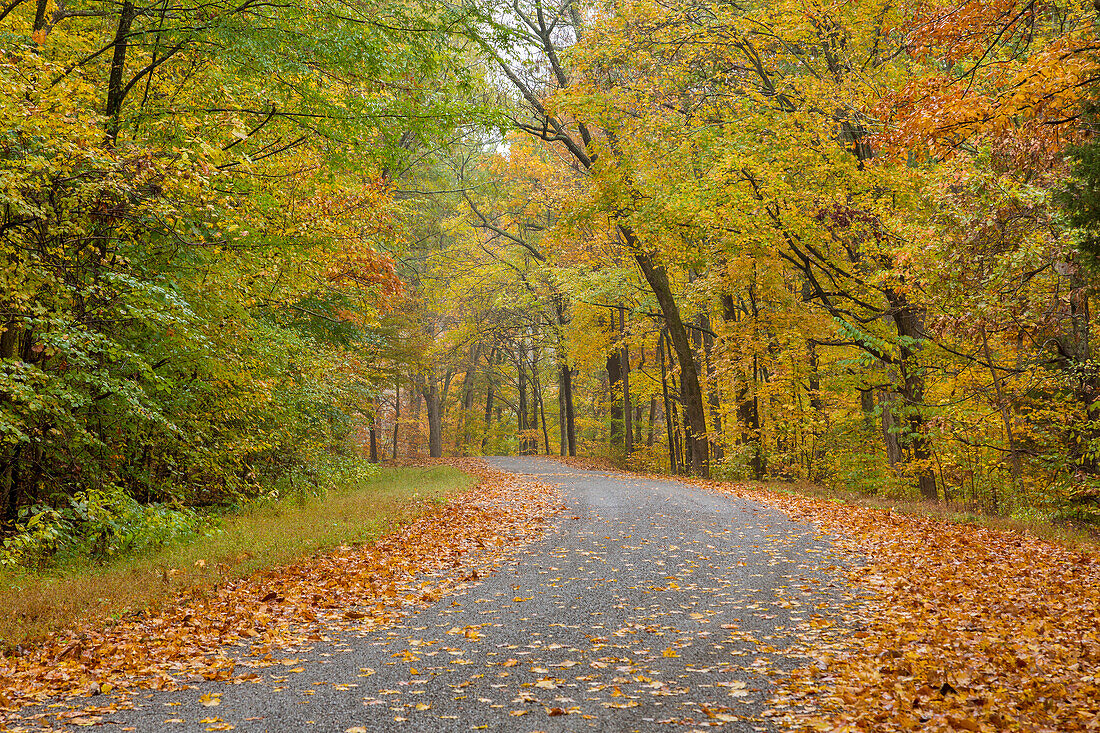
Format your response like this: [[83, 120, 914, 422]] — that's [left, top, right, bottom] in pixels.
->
[[0, 465, 475, 651]]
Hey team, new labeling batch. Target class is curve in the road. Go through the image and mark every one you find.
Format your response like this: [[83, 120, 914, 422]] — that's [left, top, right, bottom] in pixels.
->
[[92, 457, 854, 733]]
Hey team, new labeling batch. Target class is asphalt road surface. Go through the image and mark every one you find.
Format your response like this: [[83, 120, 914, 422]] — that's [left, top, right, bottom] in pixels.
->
[[98, 457, 853, 732]]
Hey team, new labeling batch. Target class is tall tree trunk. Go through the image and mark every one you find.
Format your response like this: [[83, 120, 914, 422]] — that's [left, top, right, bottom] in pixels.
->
[[660, 329, 686, 475], [483, 348, 496, 452], [647, 396, 657, 447], [456, 345, 481, 456], [624, 231, 708, 476], [392, 381, 400, 460], [606, 349, 623, 448], [558, 368, 567, 456], [518, 347, 530, 455], [879, 390, 904, 468], [807, 340, 824, 480], [699, 313, 723, 462], [890, 296, 938, 500], [534, 368, 551, 455], [369, 416, 380, 463], [859, 387, 875, 431], [659, 330, 678, 474], [621, 308, 633, 456], [629, 239, 712, 473], [561, 363, 576, 456], [105, 1, 137, 141], [32, 0, 49, 31], [0, 318, 20, 524], [738, 382, 764, 480], [421, 377, 443, 459]]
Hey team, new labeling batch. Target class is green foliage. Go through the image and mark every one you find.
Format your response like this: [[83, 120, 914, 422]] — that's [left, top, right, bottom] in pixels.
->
[[0, 0, 484, 551], [1058, 104, 1100, 263], [1, 487, 206, 569]]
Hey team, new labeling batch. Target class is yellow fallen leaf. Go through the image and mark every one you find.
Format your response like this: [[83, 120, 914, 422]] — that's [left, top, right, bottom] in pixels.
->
[[662, 647, 679, 658], [414, 702, 431, 711], [198, 693, 220, 707], [509, 710, 528, 716]]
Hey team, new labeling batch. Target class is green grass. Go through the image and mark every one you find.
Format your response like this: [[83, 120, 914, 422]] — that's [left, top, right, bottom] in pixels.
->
[[0, 465, 475, 651]]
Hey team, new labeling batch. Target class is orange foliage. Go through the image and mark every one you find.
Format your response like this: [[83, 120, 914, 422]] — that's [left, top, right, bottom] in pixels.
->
[[877, 1, 1099, 167]]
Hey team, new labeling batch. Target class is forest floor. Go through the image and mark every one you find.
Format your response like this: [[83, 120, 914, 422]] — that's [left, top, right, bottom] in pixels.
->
[[2, 457, 1098, 732]]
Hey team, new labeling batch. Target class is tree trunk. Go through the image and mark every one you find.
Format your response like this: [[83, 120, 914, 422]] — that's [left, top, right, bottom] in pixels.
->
[[621, 308, 633, 456], [534, 368, 551, 455], [33, 0, 49, 31], [890, 296, 938, 500], [561, 363, 576, 456], [392, 381, 400, 460], [369, 416, 380, 463], [606, 349, 623, 448], [859, 387, 875, 431], [518, 348, 530, 454], [456, 345, 481, 455], [660, 329, 687, 475], [559, 368, 568, 457], [659, 330, 678, 474], [738, 382, 765, 480], [483, 349, 496, 452], [700, 313, 723, 461], [626, 236, 708, 476], [105, 1, 137, 141], [806, 340, 824, 480], [879, 390, 904, 468], [647, 396, 657, 447], [422, 377, 443, 458]]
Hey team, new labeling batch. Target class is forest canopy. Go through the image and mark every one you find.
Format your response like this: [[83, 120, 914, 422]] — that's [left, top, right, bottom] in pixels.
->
[[3, 0, 1100, 563]]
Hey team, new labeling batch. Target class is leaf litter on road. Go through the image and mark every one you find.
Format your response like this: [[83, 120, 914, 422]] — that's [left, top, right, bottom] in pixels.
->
[[0, 459, 562, 731], [690, 477, 1100, 732]]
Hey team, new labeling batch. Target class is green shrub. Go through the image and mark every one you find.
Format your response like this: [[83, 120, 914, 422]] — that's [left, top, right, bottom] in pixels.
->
[[0, 486, 207, 568]]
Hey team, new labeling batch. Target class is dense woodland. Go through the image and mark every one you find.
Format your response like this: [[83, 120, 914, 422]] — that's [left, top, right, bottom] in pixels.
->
[[2, 0, 1100, 563]]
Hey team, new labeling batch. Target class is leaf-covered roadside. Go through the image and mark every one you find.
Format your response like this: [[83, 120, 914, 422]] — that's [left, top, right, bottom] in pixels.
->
[[0, 460, 561, 728], [695, 479, 1100, 732]]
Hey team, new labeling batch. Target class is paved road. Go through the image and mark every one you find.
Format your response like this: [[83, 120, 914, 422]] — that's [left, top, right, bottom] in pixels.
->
[[98, 458, 851, 732]]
